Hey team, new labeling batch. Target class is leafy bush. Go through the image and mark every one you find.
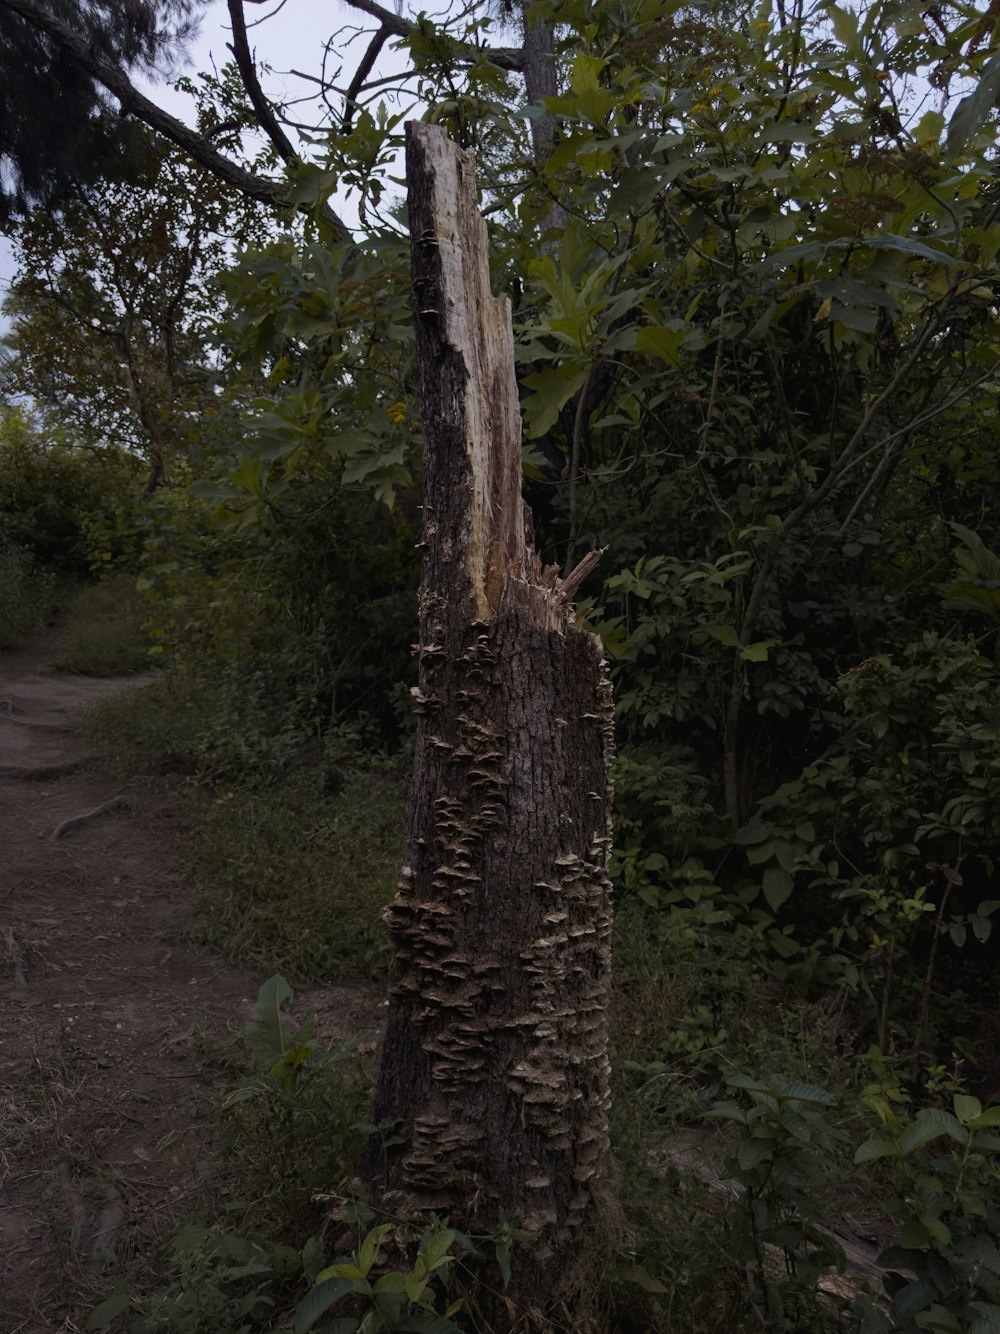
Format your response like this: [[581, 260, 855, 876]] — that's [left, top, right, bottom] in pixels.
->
[[608, 897, 862, 1332], [854, 1074, 1000, 1334], [100, 977, 373, 1334], [0, 537, 54, 647], [138, 477, 419, 771], [0, 405, 140, 571]]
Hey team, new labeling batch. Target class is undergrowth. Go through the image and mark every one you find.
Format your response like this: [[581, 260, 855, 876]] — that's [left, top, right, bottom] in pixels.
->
[[83, 669, 211, 772], [189, 767, 406, 983], [608, 899, 865, 1332], [99, 979, 375, 1334], [79, 660, 1000, 1332], [54, 574, 152, 674], [0, 537, 55, 647]]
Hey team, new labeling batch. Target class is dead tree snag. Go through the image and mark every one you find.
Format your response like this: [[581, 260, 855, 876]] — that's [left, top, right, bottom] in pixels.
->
[[364, 122, 615, 1317]]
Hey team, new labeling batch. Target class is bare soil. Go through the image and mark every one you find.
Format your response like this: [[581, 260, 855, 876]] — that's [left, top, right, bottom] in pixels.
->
[[0, 629, 383, 1333]]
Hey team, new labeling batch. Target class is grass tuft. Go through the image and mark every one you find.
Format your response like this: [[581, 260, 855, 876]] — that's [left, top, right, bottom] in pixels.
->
[[189, 767, 407, 983], [54, 575, 152, 674], [83, 670, 207, 773]]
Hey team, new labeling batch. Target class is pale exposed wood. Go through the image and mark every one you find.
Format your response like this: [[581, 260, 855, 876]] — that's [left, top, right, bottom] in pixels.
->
[[408, 122, 526, 619]]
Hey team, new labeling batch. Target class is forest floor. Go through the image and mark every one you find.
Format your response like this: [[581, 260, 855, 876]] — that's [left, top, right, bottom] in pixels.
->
[[0, 627, 381, 1334]]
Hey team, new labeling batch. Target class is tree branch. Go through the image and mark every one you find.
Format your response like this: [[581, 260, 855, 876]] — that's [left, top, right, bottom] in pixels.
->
[[341, 0, 523, 71], [226, 0, 297, 163], [342, 25, 389, 133], [0, 0, 347, 240]]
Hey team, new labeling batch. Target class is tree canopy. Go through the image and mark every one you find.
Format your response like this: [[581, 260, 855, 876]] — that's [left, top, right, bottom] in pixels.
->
[[0, 0, 199, 219]]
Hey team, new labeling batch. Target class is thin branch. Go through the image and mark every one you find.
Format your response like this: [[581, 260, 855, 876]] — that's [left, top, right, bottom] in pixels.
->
[[226, 0, 298, 164], [244, 0, 290, 26], [836, 361, 1000, 533], [343, 26, 390, 133], [340, 0, 524, 71]]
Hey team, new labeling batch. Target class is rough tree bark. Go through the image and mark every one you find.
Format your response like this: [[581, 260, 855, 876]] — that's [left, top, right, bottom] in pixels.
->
[[520, 1, 558, 166], [363, 122, 615, 1321]]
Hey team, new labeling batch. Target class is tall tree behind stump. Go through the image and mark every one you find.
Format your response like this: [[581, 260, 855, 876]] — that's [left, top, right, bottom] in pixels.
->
[[365, 122, 615, 1316]]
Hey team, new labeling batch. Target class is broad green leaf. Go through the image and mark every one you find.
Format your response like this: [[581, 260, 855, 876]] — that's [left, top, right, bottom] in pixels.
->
[[946, 50, 1000, 158], [86, 1290, 130, 1330], [358, 1223, 393, 1276], [738, 639, 777, 662], [405, 1271, 428, 1302], [294, 1277, 369, 1333], [763, 865, 794, 912], [747, 839, 777, 866], [917, 1212, 952, 1247], [898, 1108, 966, 1156], [955, 1094, 983, 1126], [893, 1277, 934, 1321], [781, 1082, 835, 1105], [302, 1235, 326, 1281], [867, 235, 960, 264], [702, 622, 740, 648], [951, 523, 1000, 580], [246, 974, 294, 1069], [917, 1304, 964, 1332], [372, 1272, 408, 1293], [566, 52, 617, 124], [826, 1, 861, 55], [737, 1135, 774, 1170], [854, 1137, 896, 1164], [315, 1263, 366, 1283], [635, 324, 686, 368], [521, 364, 588, 438], [418, 1228, 456, 1269]]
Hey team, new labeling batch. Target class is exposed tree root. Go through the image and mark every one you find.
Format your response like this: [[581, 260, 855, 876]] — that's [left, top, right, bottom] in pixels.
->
[[50, 794, 126, 841], [0, 759, 94, 782]]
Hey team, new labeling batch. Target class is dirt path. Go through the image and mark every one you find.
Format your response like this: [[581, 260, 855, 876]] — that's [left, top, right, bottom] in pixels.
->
[[0, 630, 381, 1333]]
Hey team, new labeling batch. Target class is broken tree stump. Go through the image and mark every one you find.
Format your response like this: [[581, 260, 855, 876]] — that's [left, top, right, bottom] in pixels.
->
[[364, 122, 616, 1320]]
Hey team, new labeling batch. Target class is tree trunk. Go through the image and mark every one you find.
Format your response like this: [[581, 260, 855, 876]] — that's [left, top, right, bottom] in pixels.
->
[[520, 1, 558, 166], [363, 122, 615, 1322], [519, 1, 567, 246]]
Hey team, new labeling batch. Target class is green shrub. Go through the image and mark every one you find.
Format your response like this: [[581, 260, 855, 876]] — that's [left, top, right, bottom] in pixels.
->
[[0, 405, 140, 571], [608, 899, 862, 1331], [109, 977, 373, 1334], [0, 537, 54, 647]]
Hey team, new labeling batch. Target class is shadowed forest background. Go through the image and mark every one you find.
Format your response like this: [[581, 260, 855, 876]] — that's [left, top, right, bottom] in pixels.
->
[[3, 0, 1000, 1328]]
